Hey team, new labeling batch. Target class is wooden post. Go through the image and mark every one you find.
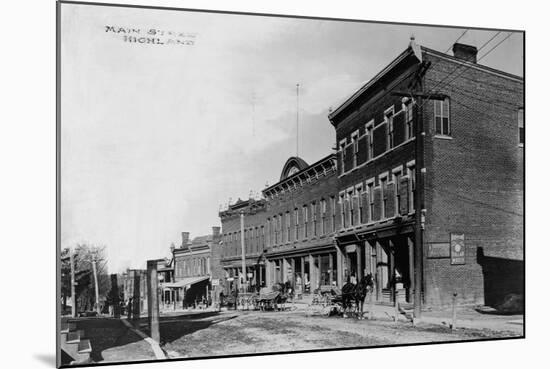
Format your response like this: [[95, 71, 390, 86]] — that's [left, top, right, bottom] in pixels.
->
[[356, 245, 363, 280], [69, 248, 76, 318], [369, 283, 375, 320], [147, 260, 160, 343], [328, 253, 334, 285], [394, 290, 399, 323], [92, 257, 101, 316], [451, 292, 457, 331], [408, 236, 415, 304], [336, 246, 343, 288]]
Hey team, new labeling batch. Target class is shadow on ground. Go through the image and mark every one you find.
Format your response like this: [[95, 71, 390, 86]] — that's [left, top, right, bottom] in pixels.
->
[[137, 311, 238, 345], [66, 317, 144, 362]]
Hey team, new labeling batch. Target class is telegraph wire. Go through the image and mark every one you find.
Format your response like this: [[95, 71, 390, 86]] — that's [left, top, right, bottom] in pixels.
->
[[424, 77, 520, 112], [426, 32, 515, 101], [419, 31, 503, 106]]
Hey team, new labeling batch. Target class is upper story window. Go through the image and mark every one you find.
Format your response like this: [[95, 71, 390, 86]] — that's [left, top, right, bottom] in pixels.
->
[[518, 108, 524, 146], [311, 202, 318, 236], [434, 98, 450, 136], [339, 192, 346, 229], [407, 164, 416, 213], [380, 175, 388, 219], [330, 196, 336, 232], [385, 107, 395, 149], [285, 212, 291, 243], [393, 168, 402, 217], [404, 99, 415, 139], [339, 139, 346, 174], [351, 131, 359, 168], [302, 205, 309, 239], [320, 199, 327, 235], [294, 208, 299, 241], [366, 121, 374, 160]]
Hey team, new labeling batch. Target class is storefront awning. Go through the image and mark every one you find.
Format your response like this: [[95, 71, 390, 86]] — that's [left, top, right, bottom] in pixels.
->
[[163, 276, 209, 289]]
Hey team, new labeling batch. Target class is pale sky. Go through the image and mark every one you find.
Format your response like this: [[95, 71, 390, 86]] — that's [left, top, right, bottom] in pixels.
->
[[60, 3, 523, 273]]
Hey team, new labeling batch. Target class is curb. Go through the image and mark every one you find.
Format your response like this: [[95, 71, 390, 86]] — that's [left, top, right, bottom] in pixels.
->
[[121, 318, 167, 360]]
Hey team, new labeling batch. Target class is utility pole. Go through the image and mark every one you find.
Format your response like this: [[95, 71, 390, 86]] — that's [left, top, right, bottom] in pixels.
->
[[70, 248, 76, 318], [240, 211, 247, 293], [92, 255, 101, 316], [413, 91, 425, 322], [393, 80, 446, 323], [296, 83, 300, 157]]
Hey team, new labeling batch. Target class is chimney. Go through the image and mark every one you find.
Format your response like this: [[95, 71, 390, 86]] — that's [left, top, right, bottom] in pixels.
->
[[212, 226, 221, 238], [181, 232, 190, 247], [452, 43, 477, 63]]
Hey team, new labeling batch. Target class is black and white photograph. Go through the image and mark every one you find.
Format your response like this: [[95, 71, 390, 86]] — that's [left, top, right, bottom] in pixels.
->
[[56, 0, 525, 367]]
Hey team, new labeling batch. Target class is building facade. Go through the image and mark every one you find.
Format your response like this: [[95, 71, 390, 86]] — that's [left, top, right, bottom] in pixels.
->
[[220, 40, 523, 308], [165, 228, 223, 307], [219, 198, 268, 293], [328, 41, 523, 307]]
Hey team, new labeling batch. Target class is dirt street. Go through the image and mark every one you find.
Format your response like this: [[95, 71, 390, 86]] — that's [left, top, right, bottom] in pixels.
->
[[141, 310, 520, 358]]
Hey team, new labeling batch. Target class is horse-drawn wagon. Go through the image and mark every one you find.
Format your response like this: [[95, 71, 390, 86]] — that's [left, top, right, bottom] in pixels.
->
[[315, 275, 374, 318]]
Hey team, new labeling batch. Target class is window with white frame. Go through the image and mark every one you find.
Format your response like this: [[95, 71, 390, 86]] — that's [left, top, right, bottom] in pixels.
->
[[311, 202, 317, 236], [303, 205, 309, 239], [434, 98, 450, 136], [348, 189, 355, 227], [285, 212, 291, 243], [356, 184, 364, 224], [330, 196, 336, 232], [339, 139, 346, 174], [339, 192, 346, 229], [404, 99, 414, 140], [393, 168, 402, 216], [518, 108, 524, 145], [367, 181, 374, 222], [407, 165, 416, 213], [366, 121, 374, 160], [320, 199, 327, 235], [380, 175, 388, 219], [294, 208, 299, 241], [385, 107, 394, 149], [351, 131, 359, 168]]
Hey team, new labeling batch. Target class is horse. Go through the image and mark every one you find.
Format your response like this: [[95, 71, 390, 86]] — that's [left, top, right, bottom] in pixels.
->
[[341, 274, 374, 318], [354, 274, 374, 319], [341, 281, 357, 318]]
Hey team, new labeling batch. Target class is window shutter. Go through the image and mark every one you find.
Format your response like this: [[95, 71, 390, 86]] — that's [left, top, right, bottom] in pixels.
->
[[353, 195, 360, 225], [344, 144, 354, 172], [372, 187, 382, 221], [393, 111, 405, 146], [357, 135, 368, 164], [373, 124, 387, 157], [386, 182, 396, 217], [337, 150, 343, 174], [343, 198, 349, 227], [399, 177, 409, 215], [361, 191, 369, 223]]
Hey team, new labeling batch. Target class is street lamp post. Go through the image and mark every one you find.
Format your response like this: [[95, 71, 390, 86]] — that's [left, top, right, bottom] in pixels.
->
[[240, 211, 247, 293]]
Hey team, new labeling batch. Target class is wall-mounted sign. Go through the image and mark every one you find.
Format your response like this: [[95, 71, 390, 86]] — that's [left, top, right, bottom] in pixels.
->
[[427, 243, 451, 258], [450, 233, 465, 265], [226, 277, 234, 282]]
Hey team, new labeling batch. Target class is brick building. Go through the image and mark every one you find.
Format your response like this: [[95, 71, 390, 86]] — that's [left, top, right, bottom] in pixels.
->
[[328, 40, 523, 307], [164, 228, 223, 307], [220, 40, 523, 308], [219, 198, 268, 292], [262, 155, 340, 294]]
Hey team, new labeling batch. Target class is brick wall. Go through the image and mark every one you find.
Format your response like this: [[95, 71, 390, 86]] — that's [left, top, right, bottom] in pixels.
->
[[422, 52, 524, 306]]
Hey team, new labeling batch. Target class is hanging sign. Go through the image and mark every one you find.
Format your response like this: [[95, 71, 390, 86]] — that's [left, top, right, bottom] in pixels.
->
[[450, 233, 465, 265]]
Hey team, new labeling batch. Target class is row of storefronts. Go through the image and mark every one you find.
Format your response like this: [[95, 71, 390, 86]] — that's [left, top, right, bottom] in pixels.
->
[[217, 40, 524, 308]]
